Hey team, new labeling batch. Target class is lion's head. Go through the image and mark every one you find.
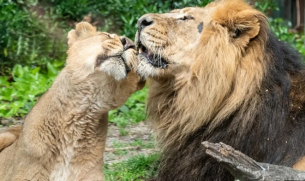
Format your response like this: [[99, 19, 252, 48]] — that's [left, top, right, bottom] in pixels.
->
[[136, 0, 266, 78]]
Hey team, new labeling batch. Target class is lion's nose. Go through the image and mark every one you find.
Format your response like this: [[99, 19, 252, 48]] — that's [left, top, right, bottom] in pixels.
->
[[120, 37, 135, 50], [137, 15, 154, 30]]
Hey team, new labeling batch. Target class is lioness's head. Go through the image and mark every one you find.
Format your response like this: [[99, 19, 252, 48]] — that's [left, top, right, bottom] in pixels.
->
[[136, 0, 267, 79], [59, 22, 144, 111], [66, 22, 136, 81]]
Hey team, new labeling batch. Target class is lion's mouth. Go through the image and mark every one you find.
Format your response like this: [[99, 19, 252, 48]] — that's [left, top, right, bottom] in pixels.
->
[[138, 43, 168, 69]]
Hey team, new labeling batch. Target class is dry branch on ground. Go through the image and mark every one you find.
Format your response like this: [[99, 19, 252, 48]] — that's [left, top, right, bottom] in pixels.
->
[[202, 141, 305, 181]]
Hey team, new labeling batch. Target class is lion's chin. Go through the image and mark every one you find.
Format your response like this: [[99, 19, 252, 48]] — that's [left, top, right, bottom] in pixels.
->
[[136, 55, 168, 78], [138, 44, 168, 69]]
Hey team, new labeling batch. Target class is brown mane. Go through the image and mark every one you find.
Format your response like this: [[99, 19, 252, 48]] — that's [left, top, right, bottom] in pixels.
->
[[148, 0, 270, 150], [141, 0, 305, 180]]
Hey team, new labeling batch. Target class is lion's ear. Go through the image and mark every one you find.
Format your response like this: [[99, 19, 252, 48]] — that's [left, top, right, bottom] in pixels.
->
[[67, 22, 97, 47], [229, 10, 261, 46]]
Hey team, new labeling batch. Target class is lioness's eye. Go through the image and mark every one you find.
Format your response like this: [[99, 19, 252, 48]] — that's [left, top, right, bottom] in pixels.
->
[[178, 15, 194, 21]]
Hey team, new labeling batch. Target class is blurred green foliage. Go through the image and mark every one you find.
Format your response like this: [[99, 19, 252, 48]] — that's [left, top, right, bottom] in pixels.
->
[[253, 0, 279, 13], [0, 61, 63, 118], [270, 18, 305, 57], [0, 0, 67, 74]]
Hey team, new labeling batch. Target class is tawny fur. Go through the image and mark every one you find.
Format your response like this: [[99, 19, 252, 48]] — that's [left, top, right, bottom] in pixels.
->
[[0, 22, 143, 181], [0, 125, 22, 152], [136, 0, 305, 180]]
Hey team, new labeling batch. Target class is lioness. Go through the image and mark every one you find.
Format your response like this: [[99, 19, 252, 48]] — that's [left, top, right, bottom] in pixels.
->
[[0, 22, 143, 181]]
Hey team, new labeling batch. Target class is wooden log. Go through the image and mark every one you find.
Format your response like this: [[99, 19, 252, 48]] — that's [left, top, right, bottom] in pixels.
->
[[202, 141, 305, 181]]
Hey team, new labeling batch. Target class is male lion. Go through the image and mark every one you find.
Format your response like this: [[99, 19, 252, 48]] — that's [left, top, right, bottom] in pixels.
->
[[0, 22, 143, 181], [135, 0, 305, 180]]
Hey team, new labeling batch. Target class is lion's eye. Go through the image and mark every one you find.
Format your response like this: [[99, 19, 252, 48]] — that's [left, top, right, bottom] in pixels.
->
[[234, 29, 242, 38], [177, 15, 194, 21]]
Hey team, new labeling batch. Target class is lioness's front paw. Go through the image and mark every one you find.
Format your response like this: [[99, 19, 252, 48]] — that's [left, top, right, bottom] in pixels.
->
[[122, 48, 138, 71], [100, 57, 127, 81], [98, 35, 137, 81], [102, 34, 124, 57]]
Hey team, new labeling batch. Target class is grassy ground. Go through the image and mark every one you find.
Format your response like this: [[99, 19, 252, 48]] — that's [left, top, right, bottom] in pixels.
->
[[104, 153, 160, 181], [103, 121, 160, 181], [104, 87, 160, 180]]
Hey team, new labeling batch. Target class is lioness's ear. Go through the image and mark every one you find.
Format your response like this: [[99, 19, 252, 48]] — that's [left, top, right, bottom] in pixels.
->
[[67, 22, 97, 47], [67, 30, 77, 47]]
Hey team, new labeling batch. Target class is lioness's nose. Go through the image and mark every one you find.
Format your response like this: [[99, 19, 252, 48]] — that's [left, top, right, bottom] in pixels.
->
[[137, 15, 154, 30], [120, 37, 135, 50]]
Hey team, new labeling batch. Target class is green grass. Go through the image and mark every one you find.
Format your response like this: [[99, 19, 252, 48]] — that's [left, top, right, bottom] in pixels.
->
[[113, 139, 155, 149], [110, 138, 156, 157], [103, 153, 160, 181]]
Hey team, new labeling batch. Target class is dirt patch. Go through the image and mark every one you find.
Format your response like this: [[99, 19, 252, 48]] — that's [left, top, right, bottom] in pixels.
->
[[105, 121, 157, 164]]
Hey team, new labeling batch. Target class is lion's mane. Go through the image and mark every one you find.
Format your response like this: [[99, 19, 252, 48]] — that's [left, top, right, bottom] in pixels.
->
[[145, 1, 305, 180]]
